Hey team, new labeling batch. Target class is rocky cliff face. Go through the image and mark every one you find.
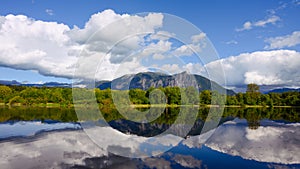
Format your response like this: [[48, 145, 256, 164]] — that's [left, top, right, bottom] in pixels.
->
[[96, 72, 235, 95]]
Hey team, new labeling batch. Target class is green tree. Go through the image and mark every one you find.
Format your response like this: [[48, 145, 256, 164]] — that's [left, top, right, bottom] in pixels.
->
[[8, 96, 25, 105], [247, 83, 260, 93], [235, 93, 245, 106], [164, 87, 181, 105], [0, 85, 13, 103], [129, 88, 148, 104], [246, 83, 261, 105], [184, 87, 199, 105], [226, 95, 238, 105], [268, 93, 281, 106], [200, 90, 211, 105], [148, 88, 166, 105]]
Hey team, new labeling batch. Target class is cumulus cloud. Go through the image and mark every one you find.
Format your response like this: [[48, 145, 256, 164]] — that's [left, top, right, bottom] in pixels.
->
[[0, 14, 78, 79], [0, 9, 216, 82], [45, 9, 54, 16], [141, 40, 172, 60], [1, 9, 298, 89], [191, 32, 206, 44], [236, 15, 280, 31], [0, 10, 165, 81], [172, 32, 207, 57], [205, 50, 300, 86], [68, 9, 163, 50], [149, 30, 175, 41], [172, 44, 193, 57], [265, 31, 300, 49], [157, 64, 181, 74]]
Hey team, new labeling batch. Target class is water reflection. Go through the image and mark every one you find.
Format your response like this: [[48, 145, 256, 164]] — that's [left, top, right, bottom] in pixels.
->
[[0, 118, 299, 169], [1, 106, 299, 125], [0, 128, 104, 169], [0, 120, 81, 139], [0, 106, 78, 122], [185, 119, 300, 164], [0, 107, 299, 168]]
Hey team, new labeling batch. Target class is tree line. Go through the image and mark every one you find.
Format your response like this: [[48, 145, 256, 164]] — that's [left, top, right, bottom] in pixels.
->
[[226, 84, 300, 107], [0, 85, 72, 106], [0, 84, 299, 107]]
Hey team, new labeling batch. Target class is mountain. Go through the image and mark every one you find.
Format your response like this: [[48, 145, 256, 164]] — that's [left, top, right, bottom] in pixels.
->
[[266, 88, 300, 93], [96, 72, 235, 95], [0, 72, 235, 95], [227, 84, 300, 94], [0, 80, 20, 86], [0, 80, 71, 88]]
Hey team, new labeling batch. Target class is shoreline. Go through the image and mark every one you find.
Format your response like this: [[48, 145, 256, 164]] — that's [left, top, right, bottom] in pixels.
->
[[131, 104, 299, 108], [0, 103, 299, 108]]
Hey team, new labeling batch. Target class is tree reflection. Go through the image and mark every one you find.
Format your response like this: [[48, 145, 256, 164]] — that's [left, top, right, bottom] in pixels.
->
[[245, 108, 261, 130], [0, 106, 299, 131]]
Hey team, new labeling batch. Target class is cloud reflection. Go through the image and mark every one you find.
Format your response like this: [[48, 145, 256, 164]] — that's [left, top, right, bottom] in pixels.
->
[[0, 119, 299, 168], [185, 119, 300, 164]]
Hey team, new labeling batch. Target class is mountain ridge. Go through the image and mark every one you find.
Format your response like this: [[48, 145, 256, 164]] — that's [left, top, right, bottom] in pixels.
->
[[266, 88, 300, 93], [96, 71, 236, 95], [0, 80, 71, 88]]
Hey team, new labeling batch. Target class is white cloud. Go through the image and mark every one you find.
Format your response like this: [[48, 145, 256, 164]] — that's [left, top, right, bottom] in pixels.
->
[[183, 63, 204, 75], [172, 44, 193, 57], [205, 50, 300, 86], [45, 9, 54, 16], [152, 53, 165, 60], [160, 64, 181, 74], [191, 32, 206, 44], [65, 10, 165, 80], [240, 21, 252, 31], [0, 10, 214, 82], [68, 10, 163, 49], [0, 14, 78, 79], [141, 40, 172, 60], [225, 40, 238, 45], [265, 31, 300, 49], [149, 30, 175, 41], [172, 32, 207, 57], [0, 10, 165, 81], [236, 15, 280, 31], [254, 15, 280, 27], [1, 10, 298, 89]]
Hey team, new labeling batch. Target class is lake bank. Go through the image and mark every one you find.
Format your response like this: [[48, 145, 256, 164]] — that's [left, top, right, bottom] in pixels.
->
[[1, 102, 299, 109]]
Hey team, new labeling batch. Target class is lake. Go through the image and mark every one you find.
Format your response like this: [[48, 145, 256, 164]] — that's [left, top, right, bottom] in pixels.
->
[[0, 106, 299, 169]]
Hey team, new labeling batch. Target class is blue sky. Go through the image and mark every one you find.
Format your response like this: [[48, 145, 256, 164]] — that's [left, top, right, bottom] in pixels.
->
[[0, 0, 299, 88]]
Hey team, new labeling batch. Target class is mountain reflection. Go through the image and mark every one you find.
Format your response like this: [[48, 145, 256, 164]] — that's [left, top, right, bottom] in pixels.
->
[[0, 118, 299, 169], [0, 107, 299, 168]]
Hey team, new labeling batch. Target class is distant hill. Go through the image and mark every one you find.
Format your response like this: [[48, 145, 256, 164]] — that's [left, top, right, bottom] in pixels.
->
[[0, 80, 71, 88], [96, 72, 236, 95], [266, 88, 300, 93], [0, 80, 20, 86], [227, 84, 300, 94]]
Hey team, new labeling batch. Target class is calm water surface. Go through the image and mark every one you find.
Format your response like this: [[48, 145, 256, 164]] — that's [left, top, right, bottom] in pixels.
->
[[0, 107, 299, 169]]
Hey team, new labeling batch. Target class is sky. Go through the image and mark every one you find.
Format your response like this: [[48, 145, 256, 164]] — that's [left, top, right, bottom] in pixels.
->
[[0, 0, 299, 90]]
